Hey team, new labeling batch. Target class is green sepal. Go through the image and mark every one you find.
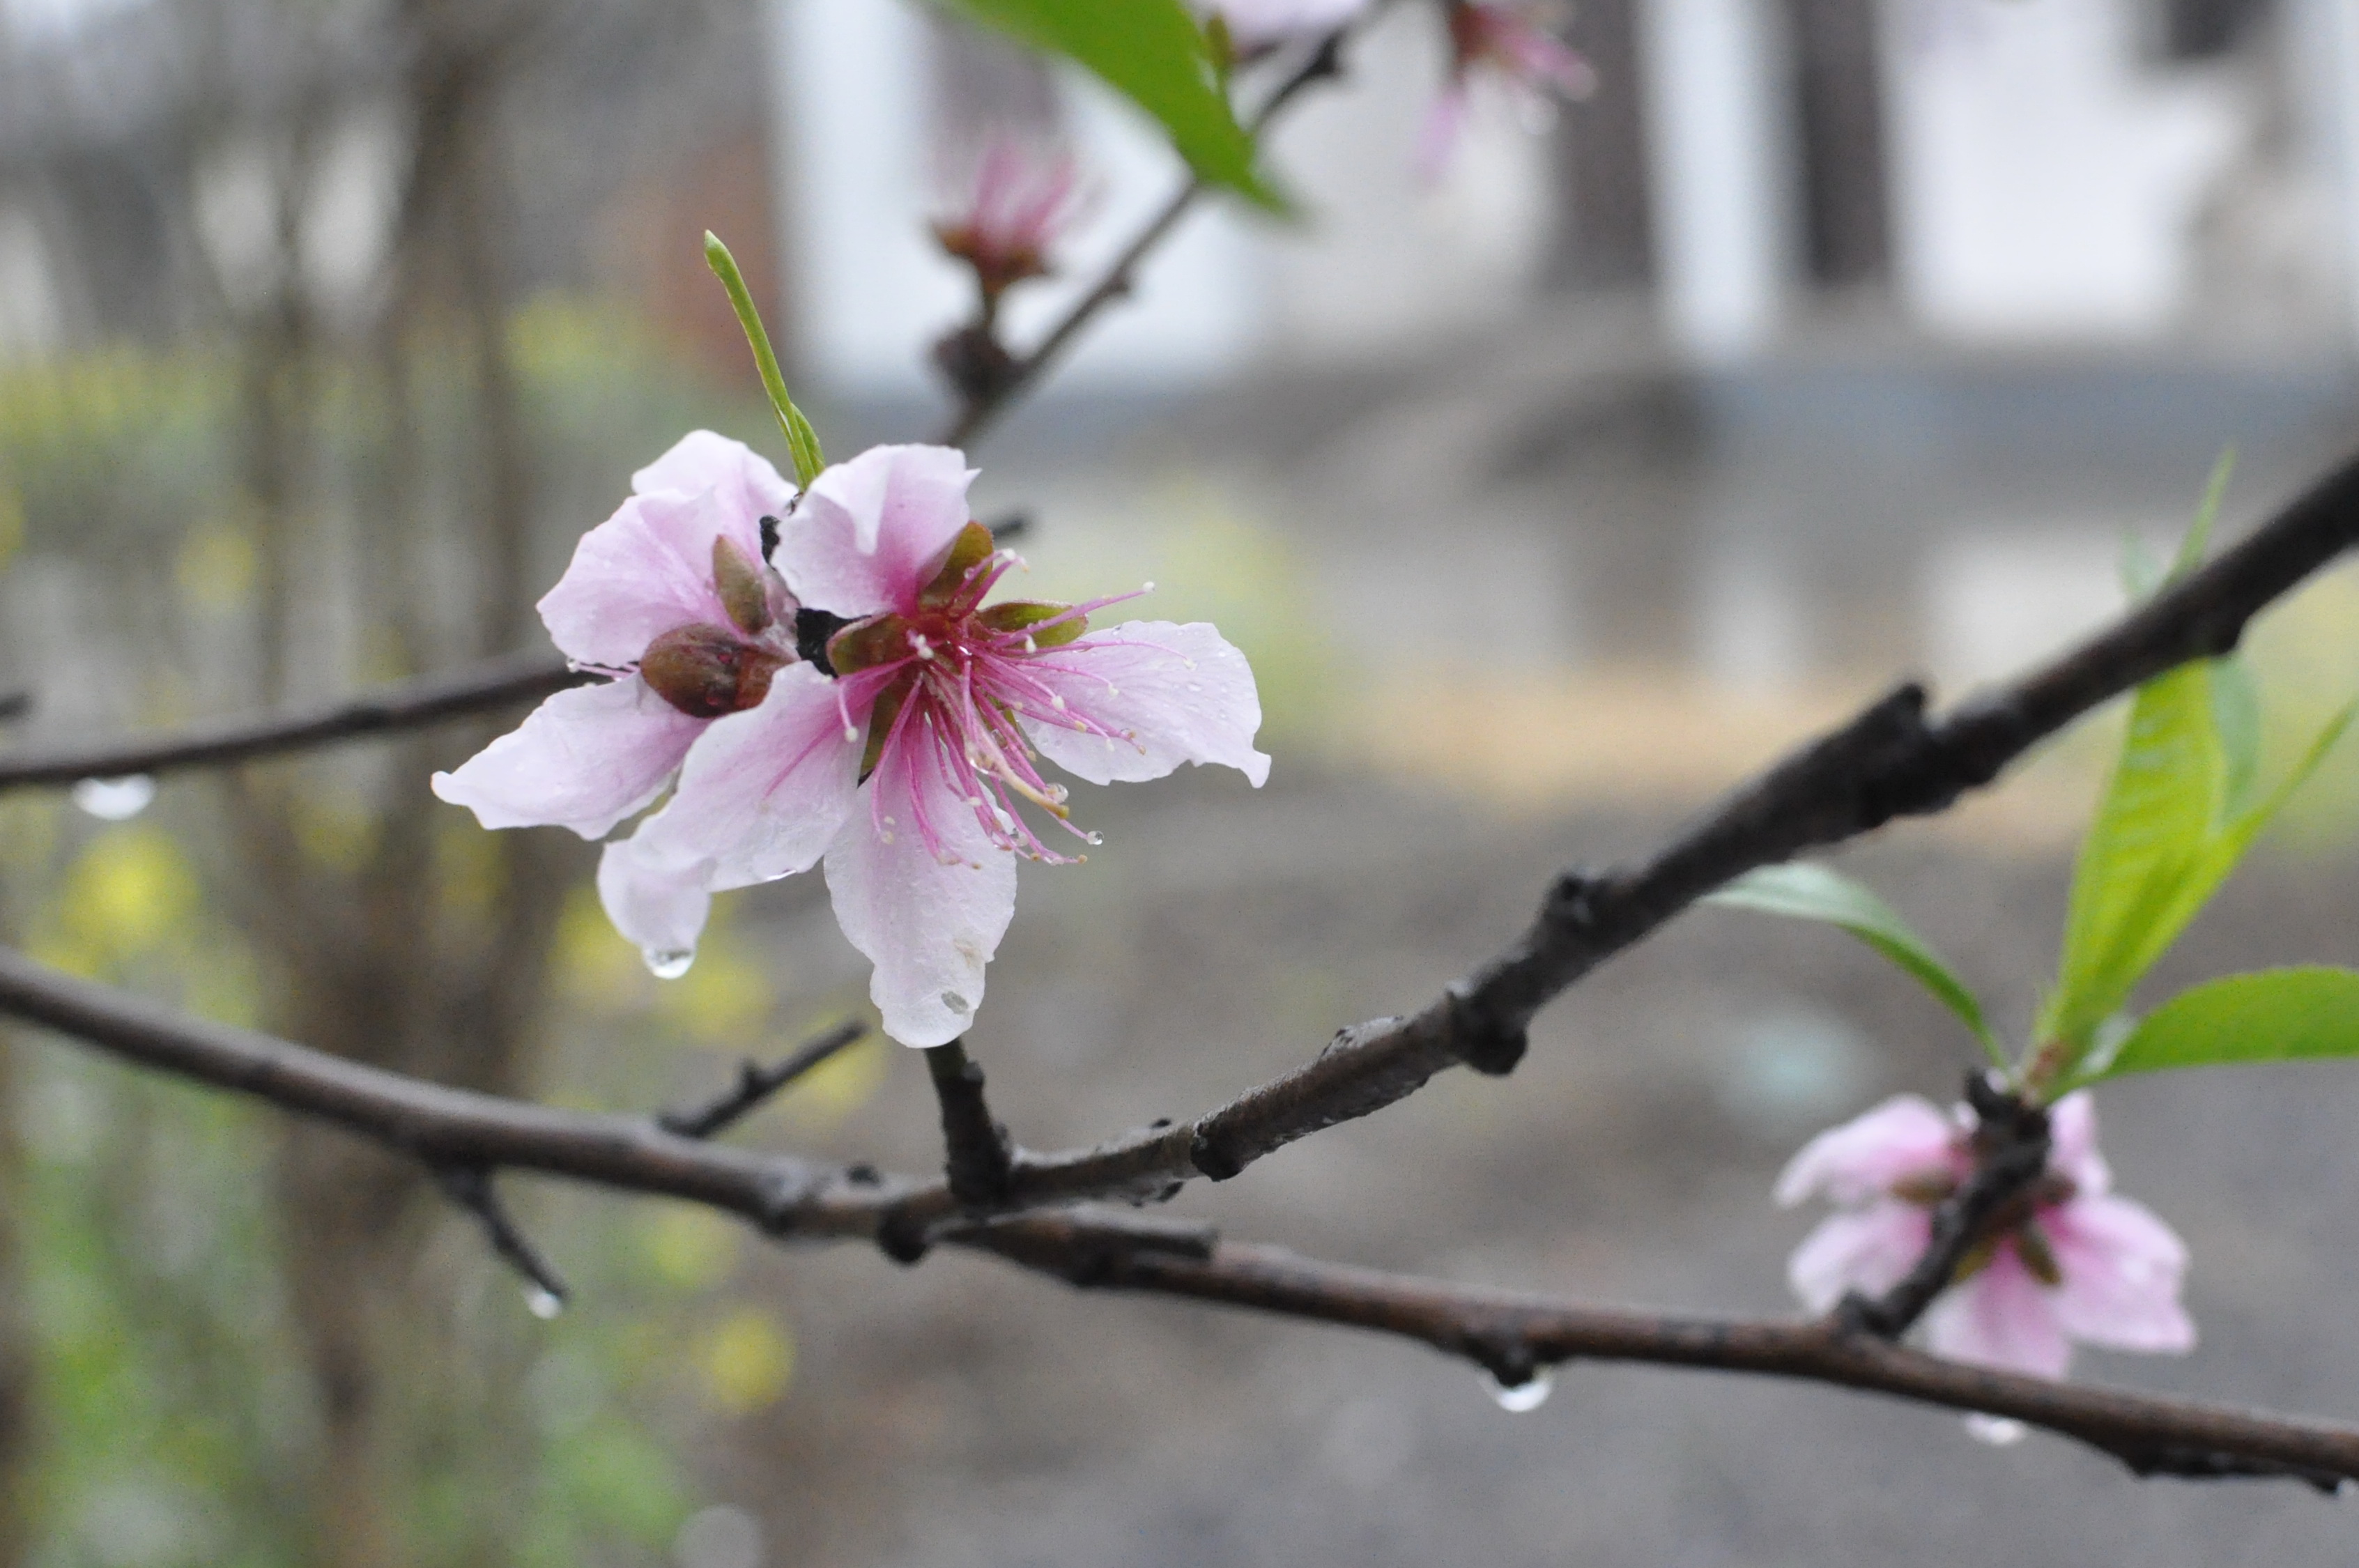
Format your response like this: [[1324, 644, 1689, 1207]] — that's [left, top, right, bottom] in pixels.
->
[[919, 522, 999, 608], [978, 600, 1086, 646], [827, 615, 912, 677], [705, 232, 825, 489]]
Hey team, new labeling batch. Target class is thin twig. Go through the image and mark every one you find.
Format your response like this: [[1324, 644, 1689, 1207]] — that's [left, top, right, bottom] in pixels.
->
[[923, 1038, 1016, 1209], [1841, 1072, 2052, 1339], [0, 654, 584, 794], [893, 445, 2359, 1227], [657, 1020, 868, 1140], [431, 1162, 570, 1311], [3, 940, 2354, 1488], [935, 30, 1353, 451]]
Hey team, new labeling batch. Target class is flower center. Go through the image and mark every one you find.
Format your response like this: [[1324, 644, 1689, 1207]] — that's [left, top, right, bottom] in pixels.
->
[[820, 522, 1151, 865]]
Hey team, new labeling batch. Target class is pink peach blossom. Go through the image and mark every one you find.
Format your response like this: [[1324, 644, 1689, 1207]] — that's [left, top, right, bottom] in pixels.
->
[[1420, 3, 1597, 176], [431, 431, 799, 838], [932, 138, 1085, 305], [1779, 1091, 2194, 1385], [598, 443, 1269, 1047]]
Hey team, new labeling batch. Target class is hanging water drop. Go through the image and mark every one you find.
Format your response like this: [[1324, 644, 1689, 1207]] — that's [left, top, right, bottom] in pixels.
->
[[525, 1285, 566, 1319], [72, 774, 156, 821], [643, 948, 695, 980], [1965, 1414, 2027, 1447], [1482, 1368, 1553, 1413]]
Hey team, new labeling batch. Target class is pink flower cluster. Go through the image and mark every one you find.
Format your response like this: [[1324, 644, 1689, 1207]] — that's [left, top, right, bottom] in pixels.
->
[[1779, 1091, 2194, 1383], [435, 433, 1268, 1047]]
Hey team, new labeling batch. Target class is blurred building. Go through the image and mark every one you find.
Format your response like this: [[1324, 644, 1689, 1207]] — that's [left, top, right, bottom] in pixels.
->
[[768, 0, 2359, 394]]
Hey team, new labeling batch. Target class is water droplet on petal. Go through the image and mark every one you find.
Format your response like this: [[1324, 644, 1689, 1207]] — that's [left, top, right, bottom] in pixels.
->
[[1482, 1369, 1553, 1413], [72, 775, 156, 820], [1965, 1414, 2027, 1447], [525, 1286, 565, 1319], [643, 948, 695, 980]]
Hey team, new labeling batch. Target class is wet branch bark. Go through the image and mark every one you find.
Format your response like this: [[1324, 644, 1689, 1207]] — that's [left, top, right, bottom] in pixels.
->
[[0, 654, 581, 794], [1, 942, 2353, 1489], [919, 443, 2359, 1224]]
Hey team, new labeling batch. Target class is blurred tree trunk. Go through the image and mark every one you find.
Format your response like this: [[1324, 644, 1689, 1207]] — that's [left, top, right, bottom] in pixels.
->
[[208, 2, 577, 1563], [0, 1032, 33, 1568]]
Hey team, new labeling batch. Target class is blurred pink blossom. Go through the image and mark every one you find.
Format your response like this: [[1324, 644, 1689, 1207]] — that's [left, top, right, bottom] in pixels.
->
[[1421, 3, 1597, 176], [1779, 1091, 2195, 1390], [491, 441, 1268, 1047], [932, 139, 1085, 307]]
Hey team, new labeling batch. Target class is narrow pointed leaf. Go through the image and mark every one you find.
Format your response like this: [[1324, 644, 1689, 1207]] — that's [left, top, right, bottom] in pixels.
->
[[2081, 967, 2359, 1083], [705, 233, 825, 489], [1704, 863, 2002, 1064], [935, 0, 1278, 208], [2043, 661, 2228, 1049]]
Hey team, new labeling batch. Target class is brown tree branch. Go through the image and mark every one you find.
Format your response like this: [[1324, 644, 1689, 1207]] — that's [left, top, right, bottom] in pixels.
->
[[0, 655, 583, 794], [1841, 1071, 2051, 1339], [3, 941, 2353, 1489], [894, 445, 2359, 1228], [657, 1020, 868, 1140], [935, 30, 1352, 451], [923, 1038, 1017, 1209]]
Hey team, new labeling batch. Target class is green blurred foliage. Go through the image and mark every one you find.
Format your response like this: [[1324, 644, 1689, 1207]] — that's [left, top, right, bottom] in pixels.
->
[[0, 295, 873, 1565]]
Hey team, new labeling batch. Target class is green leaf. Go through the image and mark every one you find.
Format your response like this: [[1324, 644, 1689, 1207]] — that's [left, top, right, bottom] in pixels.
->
[[705, 233, 825, 489], [2211, 653, 2263, 816], [2080, 967, 2359, 1083], [1704, 863, 2004, 1066], [2040, 679, 2356, 1067], [2043, 660, 2229, 1049], [935, 0, 1277, 207], [2170, 448, 2235, 581]]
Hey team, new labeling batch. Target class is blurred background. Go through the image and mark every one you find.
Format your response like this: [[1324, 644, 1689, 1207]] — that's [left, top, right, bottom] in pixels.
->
[[5, 0, 2359, 1563]]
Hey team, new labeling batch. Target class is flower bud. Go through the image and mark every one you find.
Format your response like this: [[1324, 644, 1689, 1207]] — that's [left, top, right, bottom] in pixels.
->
[[712, 535, 774, 636], [640, 624, 787, 718]]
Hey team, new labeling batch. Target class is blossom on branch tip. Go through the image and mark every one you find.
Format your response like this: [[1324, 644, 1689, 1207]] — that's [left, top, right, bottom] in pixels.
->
[[430, 431, 799, 838], [1422, 2, 1597, 175], [932, 139, 1086, 308], [449, 438, 1270, 1048], [1778, 1091, 2194, 1398]]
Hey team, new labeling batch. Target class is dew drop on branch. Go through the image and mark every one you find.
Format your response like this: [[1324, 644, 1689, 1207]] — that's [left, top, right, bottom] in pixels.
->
[[71, 775, 156, 821], [1482, 1368, 1553, 1413], [525, 1286, 566, 1320]]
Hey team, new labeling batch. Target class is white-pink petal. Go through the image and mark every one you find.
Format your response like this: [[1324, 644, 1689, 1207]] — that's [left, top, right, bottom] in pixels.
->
[[2044, 1194, 2195, 1354], [631, 429, 794, 523], [2045, 1089, 2113, 1197], [1772, 1093, 1959, 1208], [1020, 620, 1271, 789], [538, 487, 764, 670], [629, 663, 864, 891], [1923, 1252, 2074, 1380], [429, 678, 704, 839], [821, 722, 1018, 1047], [1787, 1204, 1928, 1312], [776, 444, 978, 620], [597, 834, 716, 971]]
